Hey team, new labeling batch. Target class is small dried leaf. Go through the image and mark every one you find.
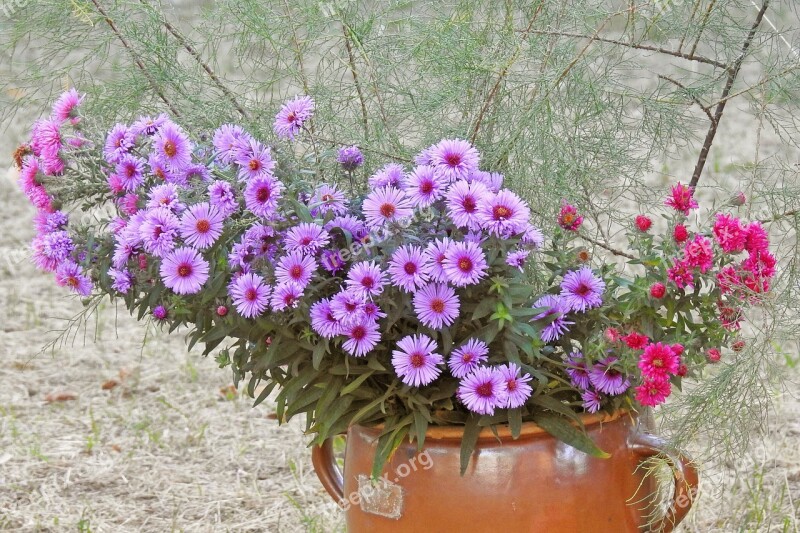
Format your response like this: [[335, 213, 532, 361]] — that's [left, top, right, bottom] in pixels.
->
[[44, 392, 78, 403], [101, 379, 119, 390]]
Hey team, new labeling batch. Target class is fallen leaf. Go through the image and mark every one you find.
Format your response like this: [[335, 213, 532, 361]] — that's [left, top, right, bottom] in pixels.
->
[[101, 379, 119, 391], [44, 392, 78, 403], [219, 385, 238, 399], [110, 444, 122, 453], [266, 412, 279, 420]]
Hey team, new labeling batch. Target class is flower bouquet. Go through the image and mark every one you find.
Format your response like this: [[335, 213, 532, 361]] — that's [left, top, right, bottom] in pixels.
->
[[17, 89, 775, 476]]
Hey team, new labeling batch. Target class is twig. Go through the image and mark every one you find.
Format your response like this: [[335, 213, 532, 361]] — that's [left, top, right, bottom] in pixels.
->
[[522, 29, 729, 70], [144, 1, 249, 119], [579, 233, 637, 260], [759, 208, 799, 223], [283, 0, 312, 98], [678, 0, 704, 54], [689, 0, 718, 58], [89, 0, 181, 117], [342, 22, 370, 139], [689, 1, 770, 189], [658, 74, 715, 123], [470, 2, 544, 144]]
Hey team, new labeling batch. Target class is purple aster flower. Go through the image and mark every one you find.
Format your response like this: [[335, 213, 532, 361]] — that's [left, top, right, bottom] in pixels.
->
[[477, 189, 530, 237], [115, 154, 146, 192], [310, 184, 348, 217], [448, 338, 489, 378], [244, 175, 283, 219], [108, 267, 134, 294], [227, 240, 254, 272], [131, 113, 168, 137], [458, 366, 508, 416], [341, 318, 380, 357], [112, 241, 136, 270], [152, 305, 168, 321], [229, 272, 271, 318], [208, 180, 238, 216], [180, 202, 225, 249], [468, 170, 503, 193], [108, 217, 127, 236], [51, 89, 83, 122], [320, 249, 346, 274], [388, 244, 431, 292], [425, 237, 453, 283], [40, 230, 74, 264], [443, 240, 488, 287], [565, 351, 591, 389], [212, 124, 251, 165], [271, 282, 305, 311], [337, 146, 364, 172], [429, 139, 479, 182], [560, 266, 605, 313], [532, 294, 573, 343], [445, 179, 489, 230], [160, 246, 209, 295], [362, 301, 386, 321], [325, 215, 367, 240], [581, 389, 602, 413], [182, 164, 212, 184], [506, 249, 530, 270], [284, 223, 330, 255], [413, 283, 459, 329], [148, 153, 181, 184], [346, 261, 386, 299], [34, 211, 69, 234], [406, 165, 444, 208], [244, 224, 276, 258], [588, 356, 630, 396], [273, 95, 315, 140], [330, 290, 366, 325], [103, 124, 135, 164], [147, 183, 185, 213], [275, 251, 317, 288], [55, 261, 93, 296], [362, 186, 413, 227], [521, 223, 545, 249], [152, 121, 193, 170], [368, 163, 406, 189], [234, 138, 276, 181], [310, 298, 343, 338], [140, 208, 180, 258], [498, 363, 533, 408], [392, 334, 443, 387]]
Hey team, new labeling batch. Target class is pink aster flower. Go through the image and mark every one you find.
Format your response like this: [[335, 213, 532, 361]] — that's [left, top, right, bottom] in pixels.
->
[[458, 366, 508, 416], [665, 182, 698, 215], [341, 318, 380, 357], [309, 184, 348, 217], [532, 294, 574, 343], [270, 282, 305, 311], [148, 153, 180, 184], [244, 175, 283, 219], [115, 154, 146, 191], [147, 183, 185, 213], [140, 208, 180, 258], [588, 357, 630, 396], [104, 124, 135, 164], [638, 342, 680, 379], [234, 138, 276, 181], [212, 124, 251, 165], [18, 156, 40, 194], [310, 298, 343, 338], [388, 245, 431, 293], [368, 163, 407, 189], [565, 351, 591, 389], [55, 261, 93, 296], [180, 202, 224, 249], [445, 180, 489, 230], [30, 118, 62, 158], [159, 246, 210, 295], [362, 301, 386, 322], [468, 170, 503, 193], [560, 266, 605, 312], [635, 377, 671, 407], [153, 121, 193, 170], [424, 237, 453, 283], [713, 213, 747, 253], [448, 338, 489, 378], [406, 165, 444, 208], [621, 332, 649, 350], [229, 272, 271, 318], [51, 89, 83, 122], [362, 186, 413, 227], [391, 334, 443, 387], [745, 221, 770, 254], [284, 223, 330, 255], [683, 235, 714, 273], [667, 258, 694, 289], [275, 251, 317, 288], [207, 180, 238, 216], [557, 202, 584, 231], [330, 290, 366, 325], [413, 283, 460, 329], [346, 261, 386, 299], [497, 363, 533, 408], [442, 240, 488, 287], [581, 389, 603, 413], [182, 164, 211, 184], [131, 114, 168, 137], [429, 139, 480, 182], [273, 95, 315, 140], [477, 189, 531, 237]]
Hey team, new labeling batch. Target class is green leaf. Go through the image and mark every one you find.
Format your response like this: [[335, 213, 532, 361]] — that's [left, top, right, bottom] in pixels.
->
[[533, 414, 610, 459], [472, 298, 496, 320], [508, 408, 522, 439], [459, 415, 481, 475], [340, 370, 375, 396], [413, 411, 428, 450]]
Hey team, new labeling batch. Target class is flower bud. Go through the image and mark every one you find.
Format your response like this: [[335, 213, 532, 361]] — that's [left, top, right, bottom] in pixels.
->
[[707, 348, 721, 363], [635, 215, 652, 232], [650, 282, 666, 299], [216, 305, 228, 317], [673, 224, 689, 243]]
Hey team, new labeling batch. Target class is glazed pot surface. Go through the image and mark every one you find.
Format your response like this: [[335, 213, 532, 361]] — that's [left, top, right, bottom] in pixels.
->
[[312, 412, 698, 533]]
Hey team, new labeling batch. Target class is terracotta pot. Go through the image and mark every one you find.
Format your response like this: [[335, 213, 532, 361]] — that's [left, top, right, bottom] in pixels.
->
[[312, 411, 698, 532]]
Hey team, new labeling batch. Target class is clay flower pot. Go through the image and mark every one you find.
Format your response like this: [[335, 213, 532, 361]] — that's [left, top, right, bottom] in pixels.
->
[[312, 411, 698, 532]]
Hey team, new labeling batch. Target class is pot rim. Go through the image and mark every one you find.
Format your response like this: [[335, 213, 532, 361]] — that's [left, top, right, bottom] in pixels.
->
[[357, 409, 633, 441]]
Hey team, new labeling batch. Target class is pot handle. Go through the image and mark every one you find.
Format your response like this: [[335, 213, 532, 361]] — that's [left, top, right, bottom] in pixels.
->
[[630, 432, 699, 532], [311, 438, 345, 504]]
